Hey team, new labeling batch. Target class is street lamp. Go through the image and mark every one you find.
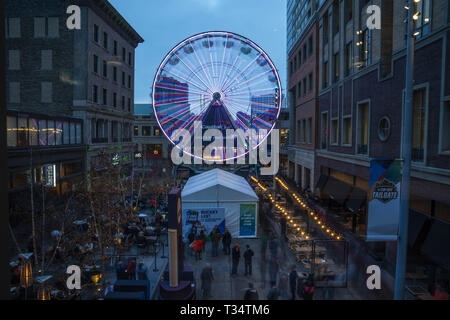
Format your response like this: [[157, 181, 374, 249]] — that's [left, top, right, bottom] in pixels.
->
[[394, 0, 419, 300]]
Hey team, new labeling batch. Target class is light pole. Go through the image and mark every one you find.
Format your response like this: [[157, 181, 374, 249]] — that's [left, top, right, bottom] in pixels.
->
[[394, 0, 416, 300]]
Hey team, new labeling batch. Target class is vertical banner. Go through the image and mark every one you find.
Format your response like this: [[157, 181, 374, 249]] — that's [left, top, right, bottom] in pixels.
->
[[182, 208, 225, 240], [367, 159, 401, 241], [239, 204, 257, 237]]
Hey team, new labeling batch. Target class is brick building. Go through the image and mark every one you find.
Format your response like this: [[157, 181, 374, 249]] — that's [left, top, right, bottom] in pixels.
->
[[314, 0, 450, 288], [5, 0, 144, 170]]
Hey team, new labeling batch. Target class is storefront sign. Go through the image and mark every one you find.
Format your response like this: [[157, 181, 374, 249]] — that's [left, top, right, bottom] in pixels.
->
[[367, 159, 401, 241], [239, 204, 257, 237], [182, 208, 225, 241], [42, 164, 56, 188]]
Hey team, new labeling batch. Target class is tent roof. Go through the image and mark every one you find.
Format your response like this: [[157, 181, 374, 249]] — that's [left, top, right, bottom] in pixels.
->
[[181, 168, 258, 201]]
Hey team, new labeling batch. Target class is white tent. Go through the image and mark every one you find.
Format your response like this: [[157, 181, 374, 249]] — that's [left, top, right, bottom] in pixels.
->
[[181, 168, 259, 238]]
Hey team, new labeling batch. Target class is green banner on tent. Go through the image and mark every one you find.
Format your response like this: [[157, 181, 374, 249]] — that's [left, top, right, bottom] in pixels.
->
[[240, 204, 256, 237]]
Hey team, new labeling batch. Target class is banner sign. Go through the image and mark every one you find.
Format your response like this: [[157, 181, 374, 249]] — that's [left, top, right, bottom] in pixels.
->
[[42, 164, 56, 188], [239, 204, 257, 237], [367, 159, 401, 241], [182, 208, 225, 241]]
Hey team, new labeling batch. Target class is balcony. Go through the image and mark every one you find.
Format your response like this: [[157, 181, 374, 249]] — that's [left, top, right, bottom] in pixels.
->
[[92, 137, 108, 144], [412, 148, 424, 162], [357, 144, 368, 155]]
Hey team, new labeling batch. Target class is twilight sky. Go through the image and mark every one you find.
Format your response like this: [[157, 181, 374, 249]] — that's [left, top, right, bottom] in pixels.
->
[[109, 0, 287, 103]]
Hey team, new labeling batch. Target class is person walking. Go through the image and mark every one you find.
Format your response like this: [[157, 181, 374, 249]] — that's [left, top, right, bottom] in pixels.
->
[[126, 258, 136, 280], [222, 228, 232, 255], [288, 265, 298, 300], [210, 226, 221, 257], [200, 263, 214, 299], [137, 262, 148, 280], [193, 239, 203, 260], [243, 245, 254, 276], [231, 243, 241, 275], [243, 282, 259, 300], [266, 281, 279, 300], [268, 258, 279, 285]]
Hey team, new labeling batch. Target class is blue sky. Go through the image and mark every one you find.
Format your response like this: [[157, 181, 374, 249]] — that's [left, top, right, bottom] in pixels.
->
[[109, 0, 287, 103]]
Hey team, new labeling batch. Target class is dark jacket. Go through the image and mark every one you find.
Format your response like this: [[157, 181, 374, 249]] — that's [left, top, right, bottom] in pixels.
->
[[244, 288, 259, 300], [222, 231, 232, 245], [232, 247, 240, 261], [289, 270, 298, 289], [243, 249, 254, 263]]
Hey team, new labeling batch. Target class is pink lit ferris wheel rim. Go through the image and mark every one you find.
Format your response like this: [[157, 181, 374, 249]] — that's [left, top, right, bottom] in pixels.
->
[[152, 31, 282, 162]]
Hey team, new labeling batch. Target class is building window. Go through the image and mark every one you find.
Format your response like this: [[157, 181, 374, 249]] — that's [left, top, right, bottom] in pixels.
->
[[122, 96, 125, 109], [330, 119, 339, 145], [357, 102, 369, 155], [142, 126, 151, 136], [321, 112, 328, 149], [342, 116, 352, 145], [114, 40, 118, 55], [345, 42, 353, 76], [323, 14, 329, 45], [323, 61, 329, 88], [102, 88, 108, 105], [302, 119, 306, 143], [41, 82, 52, 103], [358, 29, 371, 68], [333, 0, 340, 34], [34, 17, 59, 38], [128, 52, 132, 66], [303, 45, 307, 63], [103, 32, 108, 50], [303, 79, 307, 95], [306, 117, 312, 144], [308, 73, 313, 92], [93, 85, 98, 103], [94, 24, 99, 42], [345, 0, 353, 23], [8, 50, 20, 70], [294, 56, 298, 71], [289, 61, 293, 75], [297, 82, 302, 98], [412, 88, 426, 162], [441, 101, 450, 153], [122, 72, 126, 86], [154, 127, 160, 136], [128, 98, 131, 112], [5, 17, 21, 38], [308, 36, 313, 56], [103, 60, 108, 78], [122, 47, 126, 62], [134, 126, 139, 136], [333, 53, 339, 82], [128, 75, 132, 89], [8, 82, 20, 103], [378, 116, 391, 142], [93, 55, 99, 74], [113, 92, 117, 107], [414, 0, 431, 39], [113, 67, 117, 82], [41, 50, 52, 70]]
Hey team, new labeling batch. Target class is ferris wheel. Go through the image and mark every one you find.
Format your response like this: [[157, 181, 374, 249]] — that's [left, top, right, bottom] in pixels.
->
[[152, 31, 282, 161]]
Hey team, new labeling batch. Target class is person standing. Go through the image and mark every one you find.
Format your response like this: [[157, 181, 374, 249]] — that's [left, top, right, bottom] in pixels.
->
[[137, 263, 148, 280], [200, 263, 214, 299], [222, 228, 232, 255], [231, 243, 241, 275], [243, 282, 259, 300], [268, 257, 279, 285], [266, 281, 279, 300], [243, 245, 254, 276], [288, 265, 298, 300], [210, 226, 221, 257]]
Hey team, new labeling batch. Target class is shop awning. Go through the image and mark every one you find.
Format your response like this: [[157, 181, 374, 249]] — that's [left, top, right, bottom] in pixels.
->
[[346, 187, 367, 213], [315, 174, 329, 190], [323, 177, 353, 205]]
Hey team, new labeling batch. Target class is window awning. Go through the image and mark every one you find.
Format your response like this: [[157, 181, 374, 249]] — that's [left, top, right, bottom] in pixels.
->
[[315, 174, 329, 190], [323, 177, 353, 205], [346, 187, 367, 213]]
